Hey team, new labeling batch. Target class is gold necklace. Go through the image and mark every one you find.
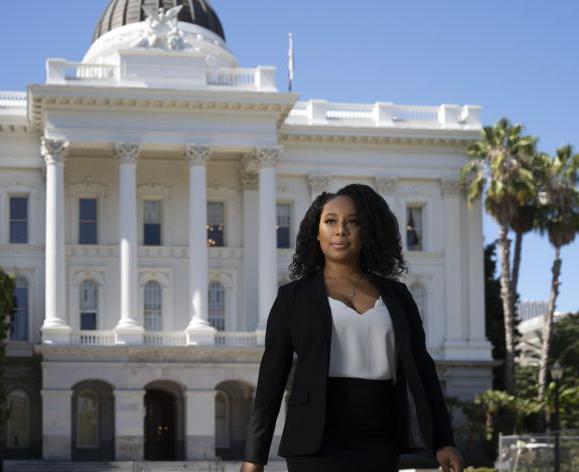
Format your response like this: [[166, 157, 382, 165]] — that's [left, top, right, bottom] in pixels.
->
[[325, 271, 365, 297]]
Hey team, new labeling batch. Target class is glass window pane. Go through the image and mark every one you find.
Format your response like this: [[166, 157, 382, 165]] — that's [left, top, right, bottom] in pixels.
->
[[10, 197, 28, 219], [208, 281, 225, 331], [144, 281, 162, 331], [6, 390, 30, 448], [144, 200, 161, 224], [79, 199, 97, 220], [80, 281, 98, 310], [277, 227, 290, 249], [10, 222, 28, 244], [207, 202, 224, 224], [10, 278, 28, 341], [77, 390, 99, 448], [406, 206, 423, 251], [79, 223, 97, 244], [144, 224, 161, 245], [81, 313, 97, 330]]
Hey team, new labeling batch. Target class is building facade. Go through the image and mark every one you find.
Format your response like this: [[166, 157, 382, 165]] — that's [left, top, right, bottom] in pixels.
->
[[1, 0, 493, 464]]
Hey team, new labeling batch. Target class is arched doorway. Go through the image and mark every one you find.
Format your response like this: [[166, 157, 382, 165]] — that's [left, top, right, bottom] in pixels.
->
[[143, 381, 185, 461], [71, 380, 114, 461]]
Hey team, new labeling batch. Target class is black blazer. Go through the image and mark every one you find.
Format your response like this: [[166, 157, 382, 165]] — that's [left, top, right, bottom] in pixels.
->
[[244, 269, 455, 465]]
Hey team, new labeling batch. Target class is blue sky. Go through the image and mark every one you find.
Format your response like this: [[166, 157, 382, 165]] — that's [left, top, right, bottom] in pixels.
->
[[1, 1, 577, 313]]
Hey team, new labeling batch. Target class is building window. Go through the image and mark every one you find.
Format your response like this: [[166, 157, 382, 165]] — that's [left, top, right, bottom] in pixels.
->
[[144, 281, 162, 331], [144, 200, 162, 246], [80, 280, 98, 330], [277, 203, 291, 248], [6, 389, 30, 448], [406, 205, 423, 251], [9, 196, 28, 244], [208, 281, 225, 331], [207, 201, 224, 247], [10, 277, 29, 341], [79, 198, 98, 244], [77, 389, 99, 448], [215, 391, 229, 447]]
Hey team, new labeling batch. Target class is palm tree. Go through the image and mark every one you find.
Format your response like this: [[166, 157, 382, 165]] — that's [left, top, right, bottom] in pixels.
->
[[534, 146, 579, 400], [460, 117, 537, 393]]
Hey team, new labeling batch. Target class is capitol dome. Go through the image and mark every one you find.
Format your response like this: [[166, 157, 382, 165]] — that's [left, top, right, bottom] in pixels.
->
[[93, 0, 225, 42]]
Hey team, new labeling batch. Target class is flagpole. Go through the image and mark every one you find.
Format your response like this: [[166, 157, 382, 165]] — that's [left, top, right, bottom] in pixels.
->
[[288, 32, 294, 92]]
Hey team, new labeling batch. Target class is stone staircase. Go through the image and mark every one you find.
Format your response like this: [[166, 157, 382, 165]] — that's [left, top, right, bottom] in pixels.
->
[[2, 461, 289, 472]]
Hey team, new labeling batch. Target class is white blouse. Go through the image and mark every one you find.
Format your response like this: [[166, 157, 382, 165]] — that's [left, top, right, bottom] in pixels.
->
[[327, 295, 397, 383]]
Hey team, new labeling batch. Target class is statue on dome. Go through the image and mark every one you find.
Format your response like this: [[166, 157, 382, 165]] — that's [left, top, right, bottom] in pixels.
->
[[132, 5, 191, 51]]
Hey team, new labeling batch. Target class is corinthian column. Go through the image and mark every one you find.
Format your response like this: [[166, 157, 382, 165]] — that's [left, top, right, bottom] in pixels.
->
[[113, 142, 144, 344], [184, 144, 216, 345], [41, 138, 71, 344], [255, 146, 281, 343]]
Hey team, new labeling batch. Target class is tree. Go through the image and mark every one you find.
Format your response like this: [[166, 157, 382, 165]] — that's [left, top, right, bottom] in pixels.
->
[[534, 146, 579, 400], [0, 267, 16, 426], [461, 117, 537, 393]]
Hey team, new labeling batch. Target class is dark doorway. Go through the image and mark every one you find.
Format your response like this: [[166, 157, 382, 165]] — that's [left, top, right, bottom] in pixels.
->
[[144, 389, 176, 460]]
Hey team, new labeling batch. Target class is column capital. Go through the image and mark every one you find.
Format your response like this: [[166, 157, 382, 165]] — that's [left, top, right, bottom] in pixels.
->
[[114, 142, 142, 164], [185, 143, 211, 166], [440, 178, 465, 197], [41, 138, 69, 165], [307, 172, 331, 197], [240, 169, 258, 190], [374, 175, 399, 195], [256, 145, 282, 168]]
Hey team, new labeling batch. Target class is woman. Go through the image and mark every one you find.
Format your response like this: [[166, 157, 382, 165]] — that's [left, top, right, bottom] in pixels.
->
[[240, 184, 464, 472]]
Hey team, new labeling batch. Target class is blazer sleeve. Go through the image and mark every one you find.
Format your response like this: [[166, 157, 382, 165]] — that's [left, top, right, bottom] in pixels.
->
[[398, 282, 456, 456], [243, 284, 294, 465]]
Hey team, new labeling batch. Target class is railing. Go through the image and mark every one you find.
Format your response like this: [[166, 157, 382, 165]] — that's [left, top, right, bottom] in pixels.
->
[[64, 62, 117, 81], [68, 330, 258, 347], [71, 330, 116, 345], [144, 331, 187, 346], [207, 68, 256, 88], [0, 92, 27, 109], [286, 100, 481, 128], [215, 331, 257, 347]]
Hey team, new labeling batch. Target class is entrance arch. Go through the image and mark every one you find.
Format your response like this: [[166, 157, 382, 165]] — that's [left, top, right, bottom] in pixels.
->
[[143, 380, 185, 461]]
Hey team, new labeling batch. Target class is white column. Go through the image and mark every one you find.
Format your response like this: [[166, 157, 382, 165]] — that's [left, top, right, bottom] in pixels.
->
[[467, 196, 493, 360], [441, 178, 467, 359], [184, 144, 216, 345], [185, 390, 216, 460], [307, 172, 331, 203], [114, 389, 145, 460], [241, 168, 260, 331], [255, 146, 281, 343], [114, 142, 144, 344], [41, 389, 72, 460], [40, 138, 71, 344]]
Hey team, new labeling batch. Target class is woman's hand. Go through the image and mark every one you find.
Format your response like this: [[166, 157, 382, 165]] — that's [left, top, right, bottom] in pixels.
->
[[239, 461, 264, 472], [436, 445, 464, 472]]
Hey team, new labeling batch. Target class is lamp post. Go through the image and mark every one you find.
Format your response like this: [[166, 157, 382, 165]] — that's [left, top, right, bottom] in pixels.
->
[[550, 361, 563, 472]]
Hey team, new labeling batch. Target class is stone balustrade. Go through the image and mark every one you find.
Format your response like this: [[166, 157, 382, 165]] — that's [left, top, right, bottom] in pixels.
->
[[69, 330, 258, 346]]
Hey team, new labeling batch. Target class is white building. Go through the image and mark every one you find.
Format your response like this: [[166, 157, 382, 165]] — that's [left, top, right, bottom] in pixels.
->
[[1, 0, 493, 465]]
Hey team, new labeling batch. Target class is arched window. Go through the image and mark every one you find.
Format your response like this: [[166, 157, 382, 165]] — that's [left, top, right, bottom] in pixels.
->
[[77, 389, 99, 448], [409, 282, 427, 322], [6, 389, 30, 448], [208, 281, 225, 331], [80, 280, 98, 330], [215, 391, 229, 447], [10, 277, 29, 341], [144, 281, 162, 331]]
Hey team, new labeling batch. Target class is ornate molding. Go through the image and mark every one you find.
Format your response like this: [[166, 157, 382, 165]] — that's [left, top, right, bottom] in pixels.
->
[[68, 175, 108, 198], [41, 138, 69, 165], [132, 6, 192, 51], [374, 176, 399, 195], [113, 142, 141, 164], [239, 169, 258, 190], [440, 178, 465, 197], [307, 173, 331, 197], [256, 146, 282, 168], [400, 184, 435, 199], [184, 144, 211, 166], [137, 177, 172, 200], [0, 174, 38, 190]]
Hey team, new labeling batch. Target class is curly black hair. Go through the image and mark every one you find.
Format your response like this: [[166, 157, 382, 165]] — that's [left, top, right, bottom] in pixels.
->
[[288, 183, 408, 281]]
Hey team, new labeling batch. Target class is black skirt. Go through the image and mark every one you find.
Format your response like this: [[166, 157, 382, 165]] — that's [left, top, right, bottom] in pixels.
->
[[285, 376, 400, 472]]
